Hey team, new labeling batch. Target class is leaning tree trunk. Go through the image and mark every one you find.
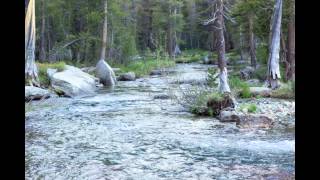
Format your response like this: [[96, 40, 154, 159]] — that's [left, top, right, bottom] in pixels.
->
[[248, 14, 257, 69], [216, 0, 230, 93], [286, 3, 295, 81], [267, 0, 282, 89], [25, 0, 39, 86]]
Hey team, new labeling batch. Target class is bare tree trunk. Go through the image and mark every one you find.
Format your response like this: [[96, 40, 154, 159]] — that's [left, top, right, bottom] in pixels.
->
[[248, 14, 257, 68], [25, 0, 39, 86], [216, 0, 230, 93], [100, 0, 108, 60], [281, 30, 287, 64], [267, 0, 282, 89], [96, 0, 116, 87], [39, 0, 46, 61], [286, 2, 295, 81], [239, 25, 244, 61]]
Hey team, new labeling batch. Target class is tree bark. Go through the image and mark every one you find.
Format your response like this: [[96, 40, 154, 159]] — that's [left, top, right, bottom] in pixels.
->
[[25, 0, 39, 86], [239, 25, 244, 61], [216, 0, 230, 93], [286, 2, 295, 81], [248, 14, 257, 68], [267, 0, 282, 89], [100, 0, 108, 60], [39, 0, 46, 61]]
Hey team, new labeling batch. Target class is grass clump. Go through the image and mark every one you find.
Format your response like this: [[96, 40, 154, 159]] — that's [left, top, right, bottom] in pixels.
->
[[36, 61, 66, 87], [112, 58, 175, 78], [175, 55, 201, 63], [190, 91, 212, 116], [190, 91, 225, 116], [271, 81, 295, 99], [229, 76, 252, 98], [239, 103, 258, 113]]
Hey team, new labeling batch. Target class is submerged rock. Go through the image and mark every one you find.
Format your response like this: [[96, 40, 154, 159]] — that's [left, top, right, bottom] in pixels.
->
[[25, 86, 53, 101], [154, 94, 170, 99], [150, 70, 162, 76], [118, 72, 136, 81], [263, 171, 295, 180], [50, 65, 97, 97]]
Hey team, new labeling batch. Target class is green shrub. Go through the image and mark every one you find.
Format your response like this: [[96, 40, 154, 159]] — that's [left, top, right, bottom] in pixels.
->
[[190, 91, 211, 115], [240, 103, 258, 113], [189, 91, 225, 116], [229, 76, 252, 98], [240, 85, 251, 98], [256, 43, 268, 64], [207, 68, 218, 88]]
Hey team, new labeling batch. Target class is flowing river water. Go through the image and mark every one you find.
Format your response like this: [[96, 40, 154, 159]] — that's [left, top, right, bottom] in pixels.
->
[[25, 63, 295, 180]]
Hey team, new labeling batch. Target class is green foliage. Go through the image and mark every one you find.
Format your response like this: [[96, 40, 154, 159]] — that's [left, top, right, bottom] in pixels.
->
[[239, 103, 258, 113], [207, 68, 218, 88], [229, 76, 252, 98], [190, 91, 211, 116], [207, 92, 224, 102], [190, 91, 224, 116], [271, 81, 295, 99], [37, 62, 66, 87], [112, 58, 175, 78], [256, 43, 269, 64], [253, 65, 268, 80]]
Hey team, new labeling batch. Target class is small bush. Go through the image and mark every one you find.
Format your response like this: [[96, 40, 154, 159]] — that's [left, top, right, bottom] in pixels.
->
[[239, 103, 258, 113], [190, 91, 227, 116], [189, 91, 212, 116], [207, 68, 219, 88], [229, 76, 252, 98]]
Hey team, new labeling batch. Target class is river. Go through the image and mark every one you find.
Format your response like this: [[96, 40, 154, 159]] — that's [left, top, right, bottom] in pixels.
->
[[25, 63, 295, 179]]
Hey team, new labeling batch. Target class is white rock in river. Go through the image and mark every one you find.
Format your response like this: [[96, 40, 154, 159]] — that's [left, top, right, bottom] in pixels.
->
[[95, 59, 117, 86], [50, 65, 97, 97], [25, 86, 53, 101]]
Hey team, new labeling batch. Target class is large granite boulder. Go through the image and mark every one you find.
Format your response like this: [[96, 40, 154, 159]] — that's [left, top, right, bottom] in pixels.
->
[[50, 65, 97, 97]]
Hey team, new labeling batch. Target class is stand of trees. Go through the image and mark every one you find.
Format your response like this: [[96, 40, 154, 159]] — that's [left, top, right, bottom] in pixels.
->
[[26, 0, 295, 89]]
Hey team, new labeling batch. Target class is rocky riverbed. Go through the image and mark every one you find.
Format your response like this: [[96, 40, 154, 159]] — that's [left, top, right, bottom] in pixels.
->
[[25, 63, 295, 179]]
